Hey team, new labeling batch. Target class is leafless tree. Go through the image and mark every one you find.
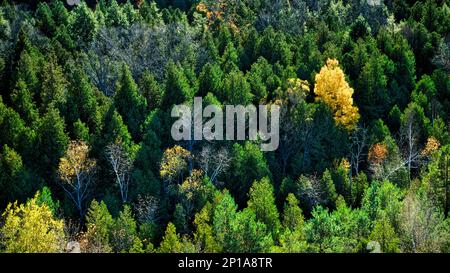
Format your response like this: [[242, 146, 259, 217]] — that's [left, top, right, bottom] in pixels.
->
[[64, 218, 82, 242], [256, 0, 308, 34], [134, 195, 159, 224], [82, 22, 207, 96], [432, 37, 450, 74], [197, 145, 231, 186], [368, 140, 408, 183], [400, 108, 424, 180], [80, 50, 118, 97], [349, 125, 368, 176], [296, 174, 324, 210], [106, 142, 133, 203]]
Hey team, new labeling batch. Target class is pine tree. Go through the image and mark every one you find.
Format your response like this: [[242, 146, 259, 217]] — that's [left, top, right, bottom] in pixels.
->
[[246, 57, 278, 103], [198, 62, 223, 97], [139, 70, 164, 111], [247, 177, 281, 238], [15, 48, 42, 97], [230, 142, 271, 205], [114, 64, 147, 141], [73, 119, 90, 142], [162, 61, 194, 108], [95, 106, 133, 153], [193, 203, 220, 253], [50, 0, 70, 27], [369, 212, 400, 253], [321, 169, 338, 207], [70, 2, 98, 45], [110, 205, 138, 253], [282, 193, 305, 232], [66, 65, 100, 134], [221, 69, 253, 105], [131, 128, 162, 198], [84, 200, 114, 253], [157, 222, 183, 253], [0, 145, 36, 206], [40, 54, 68, 111], [106, 0, 130, 27], [10, 79, 38, 125], [36, 107, 69, 179], [35, 2, 56, 36]]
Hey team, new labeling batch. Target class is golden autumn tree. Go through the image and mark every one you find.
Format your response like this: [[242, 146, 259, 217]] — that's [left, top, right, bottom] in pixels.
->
[[179, 169, 208, 218], [314, 59, 360, 130], [368, 143, 388, 165], [421, 137, 440, 157], [195, 0, 239, 31], [179, 169, 205, 201], [160, 145, 191, 194], [1, 191, 65, 253], [58, 140, 96, 218]]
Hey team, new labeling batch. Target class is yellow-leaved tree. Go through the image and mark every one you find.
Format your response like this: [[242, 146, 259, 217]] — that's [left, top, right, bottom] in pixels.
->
[[1, 191, 65, 253], [59, 140, 96, 218], [160, 145, 191, 183], [314, 59, 360, 130]]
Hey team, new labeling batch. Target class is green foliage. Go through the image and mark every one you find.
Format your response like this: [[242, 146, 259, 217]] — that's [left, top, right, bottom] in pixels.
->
[[11, 79, 38, 125], [40, 54, 68, 112], [66, 65, 100, 135], [157, 222, 193, 253], [114, 64, 147, 140], [162, 61, 194, 108], [35, 186, 59, 216], [321, 169, 338, 207], [246, 57, 279, 103], [35, 2, 55, 36], [282, 194, 304, 231], [193, 202, 220, 253], [70, 2, 98, 45], [362, 180, 403, 229], [131, 128, 162, 199], [350, 15, 371, 40], [0, 145, 36, 206], [305, 199, 371, 253], [229, 142, 271, 205], [369, 212, 400, 253], [356, 52, 395, 120], [247, 177, 280, 238], [220, 68, 253, 105], [139, 70, 164, 111], [94, 106, 132, 153], [85, 200, 114, 253], [110, 205, 138, 253], [213, 190, 273, 253], [272, 193, 307, 253], [198, 62, 223, 97], [73, 119, 90, 142], [35, 107, 69, 179]]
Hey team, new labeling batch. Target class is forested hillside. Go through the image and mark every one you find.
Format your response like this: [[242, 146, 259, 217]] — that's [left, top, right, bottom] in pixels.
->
[[0, 0, 449, 253]]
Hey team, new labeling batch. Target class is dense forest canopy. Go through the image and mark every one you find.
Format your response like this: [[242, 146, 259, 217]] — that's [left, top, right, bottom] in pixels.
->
[[0, 0, 449, 253]]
